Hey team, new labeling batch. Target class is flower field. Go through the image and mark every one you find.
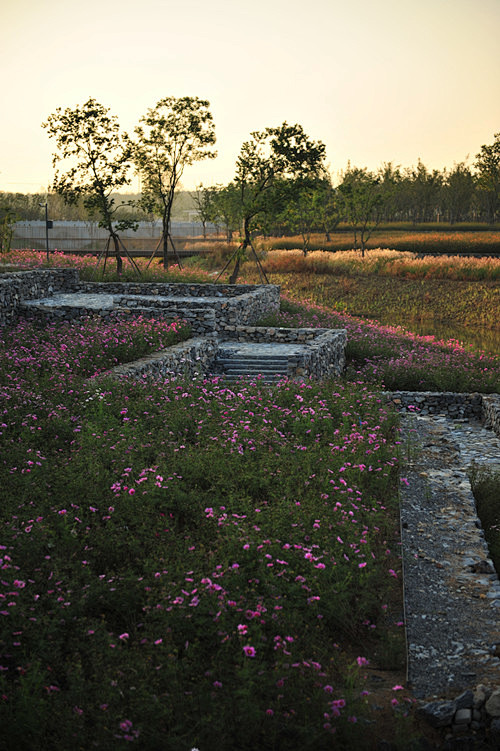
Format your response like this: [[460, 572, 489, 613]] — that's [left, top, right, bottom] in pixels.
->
[[258, 298, 500, 393], [1, 251, 499, 748], [0, 315, 411, 750], [261, 230, 500, 259]]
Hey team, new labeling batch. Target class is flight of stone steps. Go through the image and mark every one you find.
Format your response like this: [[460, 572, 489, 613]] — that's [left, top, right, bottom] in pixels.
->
[[213, 350, 289, 382]]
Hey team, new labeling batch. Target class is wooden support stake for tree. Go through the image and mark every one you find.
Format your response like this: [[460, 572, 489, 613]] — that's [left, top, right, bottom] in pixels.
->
[[146, 236, 163, 269], [117, 237, 142, 276]]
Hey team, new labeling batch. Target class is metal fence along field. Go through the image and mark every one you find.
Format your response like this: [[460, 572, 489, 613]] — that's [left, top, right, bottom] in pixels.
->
[[12, 220, 219, 253]]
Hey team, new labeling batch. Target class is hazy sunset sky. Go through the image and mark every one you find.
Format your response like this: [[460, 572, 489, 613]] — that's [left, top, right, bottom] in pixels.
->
[[1, 0, 499, 193]]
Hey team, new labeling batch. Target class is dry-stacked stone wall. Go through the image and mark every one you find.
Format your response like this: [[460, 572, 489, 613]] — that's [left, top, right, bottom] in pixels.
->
[[220, 323, 347, 379], [0, 269, 78, 326], [73, 281, 280, 331], [100, 335, 219, 382], [386, 390, 500, 439], [386, 390, 484, 419], [21, 300, 217, 337], [482, 394, 500, 436], [288, 330, 347, 379]]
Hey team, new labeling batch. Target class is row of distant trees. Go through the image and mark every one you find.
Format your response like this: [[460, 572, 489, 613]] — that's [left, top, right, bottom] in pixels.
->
[[0, 94, 499, 269], [192, 153, 500, 256]]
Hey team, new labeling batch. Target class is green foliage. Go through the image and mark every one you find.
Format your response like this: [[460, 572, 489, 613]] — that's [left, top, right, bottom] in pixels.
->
[[42, 98, 136, 235], [468, 465, 500, 572], [475, 132, 500, 223], [337, 166, 385, 255], [0, 203, 17, 252], [0, 319, 415, 749], [130, 96, 216, 267], [227, 122, 326, 282]]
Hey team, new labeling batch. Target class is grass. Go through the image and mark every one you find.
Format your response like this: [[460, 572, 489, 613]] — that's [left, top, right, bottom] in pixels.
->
[[257, 298, 500, 393], [1, 250, 499, 748], [1, 315, 415, 750], [259, 230, 500, 257], [256, 247, 500, 282]]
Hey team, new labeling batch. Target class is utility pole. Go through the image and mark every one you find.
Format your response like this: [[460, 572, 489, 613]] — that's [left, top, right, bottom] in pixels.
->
[[39, 201, 52, 261]]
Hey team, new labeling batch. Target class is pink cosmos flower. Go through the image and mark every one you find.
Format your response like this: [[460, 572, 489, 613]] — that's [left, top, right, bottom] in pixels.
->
[[243, 645, 256, 657]]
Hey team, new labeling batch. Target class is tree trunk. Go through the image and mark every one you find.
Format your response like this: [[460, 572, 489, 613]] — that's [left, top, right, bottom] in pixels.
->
[[229, 217, 250, 284], [112, 233, 123, 275], [162, 229, 169, 270]]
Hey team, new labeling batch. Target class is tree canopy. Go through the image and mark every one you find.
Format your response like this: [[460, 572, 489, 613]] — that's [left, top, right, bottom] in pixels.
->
[[42, 97, 136, 272], [225, 122, 326, 280], [130, 96, 216, 267]]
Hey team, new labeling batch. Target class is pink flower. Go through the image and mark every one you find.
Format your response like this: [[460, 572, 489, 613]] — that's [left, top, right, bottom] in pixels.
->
[[119, 632, 129, 640], [243, 645, 256, 657]]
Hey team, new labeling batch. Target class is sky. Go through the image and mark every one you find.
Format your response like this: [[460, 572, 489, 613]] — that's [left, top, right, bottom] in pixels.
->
[[1, 0, 499, 194]]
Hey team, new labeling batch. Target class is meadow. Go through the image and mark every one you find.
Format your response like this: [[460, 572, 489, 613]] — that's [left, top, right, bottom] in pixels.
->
[[258, 229, 500, 258], [0, 249, 499, 748], [1, 317, 410, 750]]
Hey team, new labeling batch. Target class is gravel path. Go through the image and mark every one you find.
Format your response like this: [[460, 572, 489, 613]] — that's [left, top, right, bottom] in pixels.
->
[[400, 414, 500, 701]]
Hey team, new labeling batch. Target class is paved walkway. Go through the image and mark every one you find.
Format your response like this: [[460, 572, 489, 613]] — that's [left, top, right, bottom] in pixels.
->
[[22, 291, 226, 308], [400, 414, 500, 700]]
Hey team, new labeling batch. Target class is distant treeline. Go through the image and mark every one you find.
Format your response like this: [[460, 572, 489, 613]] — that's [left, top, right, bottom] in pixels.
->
[[2, 150, 500, 255]]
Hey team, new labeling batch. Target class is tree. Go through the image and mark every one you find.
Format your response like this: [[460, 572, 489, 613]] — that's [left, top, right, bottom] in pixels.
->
[[442, 162, 475, 224], [210, 183, 241, 242], [337, 166, 384, 256], [0, 202, 17, 253], [474, 133, 500, 223], [377, 162, 404, 222], [279, 180, 317, 254], [407, 160, 443, 223], [42, 98, 137, 274], [130, 96, 216, 268], [312, 176, 341, 242], [191, 184, 218, 238], [224, 122, 326, 282]]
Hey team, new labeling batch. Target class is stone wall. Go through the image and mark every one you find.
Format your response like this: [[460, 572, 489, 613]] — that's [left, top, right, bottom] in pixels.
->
[[100, 335, 219, 382], [386, 390, 500, 439], [0, 269, 78, 326], [20, 301, 217, 337], [219, 324, 347, 379], [74, 281, 270, 299], [288, 330, 347, 379], [74, 281, 280, 331], [482, 394, 500, 436]]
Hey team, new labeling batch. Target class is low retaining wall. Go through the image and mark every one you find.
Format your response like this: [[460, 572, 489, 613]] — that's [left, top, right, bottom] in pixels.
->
[[75, 281, 280, 331], [219, 324, 347, 379], [20, 301, 217, 337], [0, 269, 78, 326], [386, 390, 500, 439], [75, 281, 270, 299], [288, 330, 347, 379], [100, 336, 219, 382], [482, 394, 500, 436]]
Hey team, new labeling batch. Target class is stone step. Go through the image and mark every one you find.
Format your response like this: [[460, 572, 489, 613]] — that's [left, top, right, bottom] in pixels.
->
[[213, 352, 290, 380], [216, 356, 289, 364], [220, 361, 287, 370], [215, 372, 285, 382]]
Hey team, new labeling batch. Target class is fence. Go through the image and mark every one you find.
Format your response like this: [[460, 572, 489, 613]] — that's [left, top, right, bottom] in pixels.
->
[[12, 220, 220, 253]]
